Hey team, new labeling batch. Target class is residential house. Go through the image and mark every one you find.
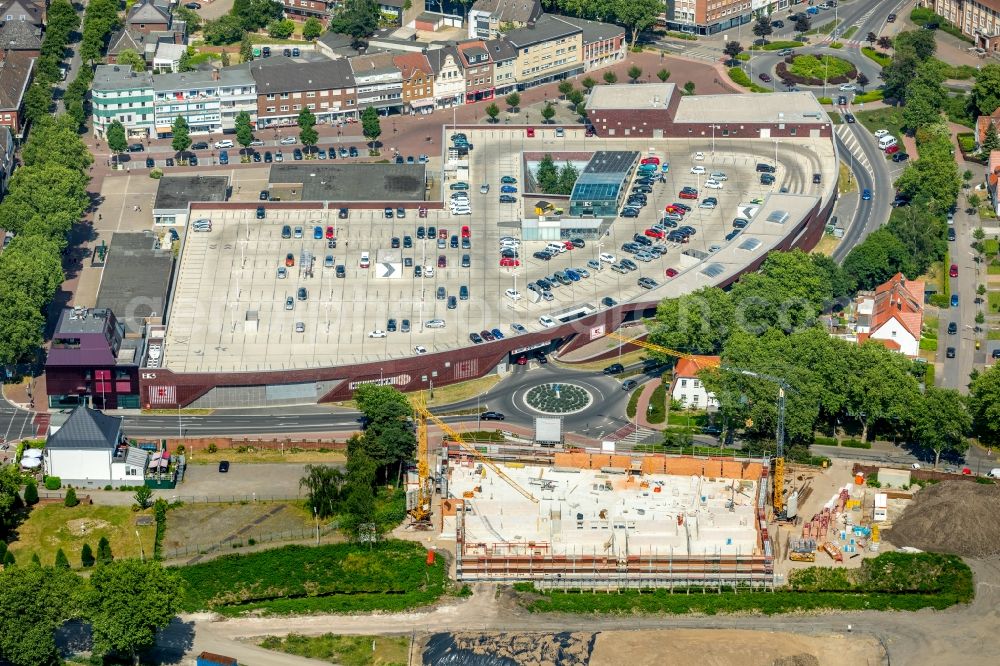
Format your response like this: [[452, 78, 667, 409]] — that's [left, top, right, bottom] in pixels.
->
[[854, 272, 925, 358], [0, 51, 34, 135], [929, 0, 1000, 52], [152, 42, 187, 73], [250, 58, 357, 127], [126, 0, 171, 35], [350, 52, 403, 113], [378, 0, 424, 27], [153, 68, 257, 137], [505, 14, 583, 90], [986, 150, 1000, 216], [455, 40, 494, 103], [281, 0, 335, 26], [0, 19, 42, 58], [0, 0, 43, 26], [45, 307, 143, 410], [0, 125, 14, 195], [669, 356, 720, 410], [316, 31, 360, 59], [92, 64, 155, 138], [107, 24, 186, 67], [43, 405, 148, 489], [553, 15, 625, 71], [662, 0, 752, 36], [976, 106, 1000, 149], [393, 52, 435, 115], [485, 38, 517, 96], [468, 0, 542, 40], [426, 46, 465, 109]]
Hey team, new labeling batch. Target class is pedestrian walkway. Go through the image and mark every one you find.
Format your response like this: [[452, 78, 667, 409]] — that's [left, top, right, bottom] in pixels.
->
[[634, 379, 666, 430]]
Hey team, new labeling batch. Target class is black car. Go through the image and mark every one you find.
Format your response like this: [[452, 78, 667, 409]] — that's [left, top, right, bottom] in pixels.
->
[[165, 158, 175, 167], [632, 234, 652, 246], [417, 226, 426, 239], [622, 379, 638, 391], [336, 265, 346, 278], [259, 190, 269, 201], [218, 460, 230, 473], [349, 146, 359, 157], [756, 163, 776, 173], [844, 113, 856, 123], [395, 155, 404, 164], [189, 155, 198, 166], [536, 278, 552, 290], [481, 411, 505, 421], [252, 151, 261, 163], [403, 235, 413, 248], [192, 141, 209, 150], [387, 318, 397, 332], [760, 173, 776, 185], [891, 195, 910, 208], [732, 218, 749, 229], [812, 173, 821, 184], [145, 157, 154, 168], [947, 227, 956, 241], [339, 208, 349, 219], [470, 332, 484, 344], [601, 296, 617, 307], [946, 346, 956, 358], [499, 194, 517, 203], [533, 250, 553, 260], [621, 207, 640, 218], [771, 19, 784, 28], [185, 2, 201, 8], [293, 148, 303, 160], [948, 321, 958, 335], [603, 363, 624, 375], [384, 207, 393, 219], [391, 237, 400, 248], [462, 254, 470, 267], [256, 206, 265, 219], [264, 151, 273, 163], [837, 95, 847, 106], [638, 277, 658, 289], [128, 143, 144, 152], [892, 152, 909, 163], [571, 238, 585, 248]]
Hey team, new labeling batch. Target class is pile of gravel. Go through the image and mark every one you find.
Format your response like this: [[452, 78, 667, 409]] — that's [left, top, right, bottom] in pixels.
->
[[885, 481, 1000, 559]]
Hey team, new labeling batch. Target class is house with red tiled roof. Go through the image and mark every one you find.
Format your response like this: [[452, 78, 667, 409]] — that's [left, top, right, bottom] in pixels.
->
[[669, 356, 720, 410], [854, 273, 925, 357], [977, 107, 1000, 146], [987, 150, 1000, 216], [392, 52, 434, 115]]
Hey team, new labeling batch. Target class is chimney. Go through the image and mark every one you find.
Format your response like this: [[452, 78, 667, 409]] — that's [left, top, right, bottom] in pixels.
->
[[211, 67, 219, 80]]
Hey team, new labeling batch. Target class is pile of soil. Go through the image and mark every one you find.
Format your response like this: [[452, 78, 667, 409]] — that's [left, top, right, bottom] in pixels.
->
[[885, 481, 1000, 559], [424, 632, 596, 666]]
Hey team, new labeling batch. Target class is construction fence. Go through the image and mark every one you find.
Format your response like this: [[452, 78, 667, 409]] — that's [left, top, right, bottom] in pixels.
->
[[161, 522, 339, 561]]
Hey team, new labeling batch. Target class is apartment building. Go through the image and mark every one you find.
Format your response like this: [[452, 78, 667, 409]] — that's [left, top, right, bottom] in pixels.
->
[[93, 64, 155, 138], [931, 0, 1000, 51], [553, 15, 625, 72], [153, 68, 256, 137], [393, 52, 435, 114], [485, 38, 518, 96], [664, 0, 752, 36], [280, 0, 335, 25], [351, 52, 404, 113], [455, 40, 495, 103], [250, 59, 357, 127], [506, 14, 583, 90], [126, 0, 171, 35], [467, 0, 543, 40], [426, 46, 465, 109]]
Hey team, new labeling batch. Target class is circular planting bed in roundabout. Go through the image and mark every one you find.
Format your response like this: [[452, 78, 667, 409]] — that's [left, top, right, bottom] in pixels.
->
[[524, 383, 593, 414], [781, 54, 856, 85]]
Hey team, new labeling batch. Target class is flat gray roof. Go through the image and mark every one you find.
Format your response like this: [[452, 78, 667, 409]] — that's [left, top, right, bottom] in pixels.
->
[[268, 164, 427, 202], [153, 175, 229, 212], [152, 67, 255, 91], [581, 151, 639, 176], [587, 83, 675, 110], [673, 92, 828, 124], [96, 233, 175, 334], [93, 64, 153, 92]]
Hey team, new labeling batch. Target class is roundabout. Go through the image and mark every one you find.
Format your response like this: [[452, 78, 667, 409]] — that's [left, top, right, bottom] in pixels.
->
[[524, 383, 593, 415]]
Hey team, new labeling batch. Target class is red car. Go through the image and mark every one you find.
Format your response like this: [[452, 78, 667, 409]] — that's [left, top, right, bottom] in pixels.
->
[[665, 268, 679, 278], [285, 253, 295, 267], [438, 228, 448, 239], [325, 225, 335, 239], [461, 225, 471, 238], [500, 257, 520, 267], [563, 240, 574, 250], [438, 255, 447, 267], [678, 189, 699, 200], [526, 128, 535, 137], [641, 156, 660, 165], [885, 144, 900, 155], [516, 355, 528, 365], [664, 204, 685, 215], [950, 263, 958, 277], [644, 228, 665, 239], [585, 127, 595, 137], [418, 206, 428, 218]]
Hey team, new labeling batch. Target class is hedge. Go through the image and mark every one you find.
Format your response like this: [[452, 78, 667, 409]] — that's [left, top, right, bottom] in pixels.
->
[[727, 67, 770, 93], [829, 42, 844, 49], [861, 47, 892, 67], [749, 40, 804, 51], [957, 133, 976, 153], [854, 89, 885, 103], [44, 476, 61, 490], [813, 436, 838, 446], [841, 439, 872, 449]]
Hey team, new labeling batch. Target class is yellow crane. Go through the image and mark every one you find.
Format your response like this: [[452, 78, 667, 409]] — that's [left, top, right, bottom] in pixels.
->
[[606, 331, 790, 516], [407, 393, 538, 525]]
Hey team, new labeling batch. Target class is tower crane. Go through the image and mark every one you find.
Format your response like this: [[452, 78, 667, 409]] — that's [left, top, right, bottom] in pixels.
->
[[407, 393, 538, 525], [605, 332, 791, 515]]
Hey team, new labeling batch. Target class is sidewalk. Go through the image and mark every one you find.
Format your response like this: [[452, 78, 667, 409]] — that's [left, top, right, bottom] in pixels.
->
[[633, 379, 666, 430]]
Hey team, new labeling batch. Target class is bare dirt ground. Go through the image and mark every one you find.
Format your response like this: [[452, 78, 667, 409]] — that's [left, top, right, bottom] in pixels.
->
[[162, 502, 313, 556]]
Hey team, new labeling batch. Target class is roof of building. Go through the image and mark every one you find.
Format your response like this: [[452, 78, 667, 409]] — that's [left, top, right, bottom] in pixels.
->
[[550, 14, 624, 44], [108, 28, 143, 56], [154, 42, 186, 61], [95, 233, 175, 335], [392, 52, 433, 80], [570, 151, 639, 201], [0, 124, 12, 155], [316, 31, 358, 57], [673, 356, 721, 379], [484, 37, 517, 62], [863, 272, 924, 341], [0, 0, 42, 25], [268, 163, 427, 202], [93, 64, 154, 91], [127, 0, 170, 25], [977, 107, 1000, 143], [153, 174, 229, 212], [674, 91, 828, 124], [426, 45, 461, 74], [470, 0, 542, 24], [0, 50, 33, 111], [506, 13, 581, 49], [0, 18, 41, 50], [988, 150, 1000, 189], [350, 52, 400, 78], [587, 83, 675, 110], [153, 67, 254, 91], [249, 58, 355, 94], [46, 405, 123, 450]]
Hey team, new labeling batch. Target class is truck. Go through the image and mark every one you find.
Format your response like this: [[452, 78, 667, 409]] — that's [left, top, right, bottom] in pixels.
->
[[196, 652, 237, 666]]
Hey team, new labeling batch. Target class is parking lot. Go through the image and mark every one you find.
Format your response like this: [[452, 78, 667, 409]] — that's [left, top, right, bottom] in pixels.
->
[[161, 128, 836, 373]]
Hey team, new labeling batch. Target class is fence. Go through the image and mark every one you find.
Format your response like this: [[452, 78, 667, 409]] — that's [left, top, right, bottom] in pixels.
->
[[164, 493, 303, 504], [161, 522, 339, 560]]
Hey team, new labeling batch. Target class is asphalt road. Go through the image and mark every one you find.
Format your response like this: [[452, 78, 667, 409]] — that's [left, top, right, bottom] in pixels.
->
[[939, 194, 985, 393], [831, 122, 893, 263], [54, 1, 86, 114]]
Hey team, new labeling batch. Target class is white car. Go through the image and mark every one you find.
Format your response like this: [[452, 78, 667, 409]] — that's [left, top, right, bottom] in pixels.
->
[[505, 288, 522, 301], [690, 165, 706, 175], [693, 152, 705, 161], [424, 266, 435, 277], [368, 330, 387, 338], [451, 207, 472, 215], [699, 200, 717, 209], [213, 139, 234, 149], [599, 252, 616, 263], [838, 83, 857, 92], [425, 319, 446, 329], [499, 236, 519, 244], [709, 172, 727, 181], [249, 139, 265, 147], [704, 179, 723, 189], [414, 345, 428, 355], [539, 315, 556, 328], [279, 136, 296, 145], [873, 129, 889, 138], [359, 252, 370, 268]]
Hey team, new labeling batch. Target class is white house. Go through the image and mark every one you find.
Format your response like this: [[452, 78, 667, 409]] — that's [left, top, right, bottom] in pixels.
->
[[427, 46, 466, 109], [43, 405, 148, 489], [669, 356, 720, 410], [854, 272, 924, 358]]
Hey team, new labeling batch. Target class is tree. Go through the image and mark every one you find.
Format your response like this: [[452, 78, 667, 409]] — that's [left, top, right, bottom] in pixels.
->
[[575, 102, 587, 119], [877, 35, 893, 50], [866, 31, 878, 46], [23, 480, 38, 506], [896, 29, 937, 61], [116, 48, 145, 72], [0, 290, 44, 366], [581, 76, 597, 91], [96, 535, 113, 565], [981, 121, 1000, 156], [340, 447, 379, 541], [810, 252, 854, 300], [87, 560, 183, 664], [557, 162, 579, 195], [133, 485, 153, 510], [235, 110, 254, 152], [842, 228, 915, 291], [171, 116, 191, 154], [67, 100, 86, 132], [540, 102, 555, 124], [81, 543, 95, 568], [221, 51, 231, 67], [857, 72, 869, 91], [505, 91, 520, 111], [267, 18, 295, 39], [723, 41, 743, 65], [657, 68, 671, 82], [240, 32, 254, 62], [54, 548, 70, 570], [971, 63, 1000, 116], [730, 249, 832, 334], [303, 17, 324, 40], [0, 465, 23, 535], [883, 206, 946, 277], [361, 106, 381, 152], [0, 565, 84, 666], [330, 0, 379, 42], [603, 70, 618, 85], [203, 15, 245, 45], [914, 387, 970, 467], [298, 107, 318, 149], [485, 101, 500, 123], [23, 83, 52, 126], [233, 0, 284, 31], [845, 342, 922, 442], [881, 53, 918, 101], [627, 65, 642, 83], [558, 80, 574, 98], [300, 464, 345, 518], [22, 115, 94, 171], [173, 5, 202, 32], [567, 89, 584, 106], [794, 15, 811, 34], [352, 384, 415, 483], [63, 487, 79, 508], [753, 15, 773, 41], [612, 0, 663, 49], [0, 163, 90, 237], [536, 154, 559, 193], [969, 364, 1000, 447], [683, 81, 696, 95], [651, 287, 736, 355]]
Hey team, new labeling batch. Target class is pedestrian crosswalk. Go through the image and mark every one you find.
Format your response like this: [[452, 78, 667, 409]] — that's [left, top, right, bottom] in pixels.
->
[[610, 424, 660, 448], [659, 41, 722, 63], [835, 124, 874, 179]]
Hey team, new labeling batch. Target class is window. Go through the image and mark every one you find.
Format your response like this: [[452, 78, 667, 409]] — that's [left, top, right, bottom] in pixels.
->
[[680, 379, 688, 388], [266, 106, 275, 112], [280, 105, 289, 111]]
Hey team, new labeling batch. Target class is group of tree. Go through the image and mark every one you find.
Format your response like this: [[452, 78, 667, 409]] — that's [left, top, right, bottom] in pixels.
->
[[0, 558, 183, 666], [361, 105, 382, 152], [22, 0, 79, 127], [64, 0, 122, 130], [329, 0, 380, 46], [298, 107, 319, 149], [0, 114, 92, 365], [880, 29, 938, 105], [535, 154, 579, 195], [540, 0, 662, 49], [649, 250, 971, 464], [204, 0, 284, 45]]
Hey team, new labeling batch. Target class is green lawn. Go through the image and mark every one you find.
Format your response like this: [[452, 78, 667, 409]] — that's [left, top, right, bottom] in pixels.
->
[[854, 107, 904, 144], [861, 47, 892, 67], [789, 55, 854, 82], [626, 385, 642, 418], [804, 20, 841, 36], [647, 382, 667, 424], [989, 290, 1000, 313], [8, 504, 157, 569], [842, 25, 858, 39], [259, 634, 410, 666]]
